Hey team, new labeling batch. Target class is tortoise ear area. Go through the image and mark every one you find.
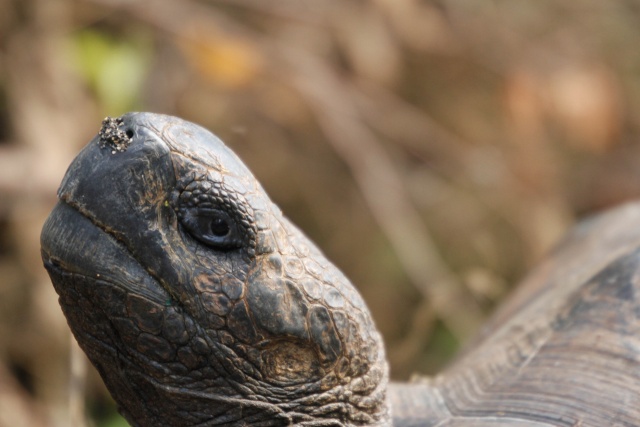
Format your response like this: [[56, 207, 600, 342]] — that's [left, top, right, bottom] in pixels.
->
[[245, 265, 344, 367], [260, 340, 325, 385], [243, 274, 340, 384]]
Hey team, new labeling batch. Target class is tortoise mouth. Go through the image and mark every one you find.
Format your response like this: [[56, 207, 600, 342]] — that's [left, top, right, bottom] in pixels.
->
[[41, 200, 170, 305]]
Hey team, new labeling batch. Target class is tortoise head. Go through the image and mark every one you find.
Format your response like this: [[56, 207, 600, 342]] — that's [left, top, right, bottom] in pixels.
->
[[40, 113, 390, 426]]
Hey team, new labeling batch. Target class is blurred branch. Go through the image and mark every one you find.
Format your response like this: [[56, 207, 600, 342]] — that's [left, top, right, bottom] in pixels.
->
[[86, 0, 257, 38], [0, 362, 52, 427], [69, 339, 87, 427], [209, 0, 329, 25], [283, 50, 485, 340]]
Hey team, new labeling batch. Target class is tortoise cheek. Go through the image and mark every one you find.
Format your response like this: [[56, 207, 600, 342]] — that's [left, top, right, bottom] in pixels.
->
[[261, 340, 324, 384]]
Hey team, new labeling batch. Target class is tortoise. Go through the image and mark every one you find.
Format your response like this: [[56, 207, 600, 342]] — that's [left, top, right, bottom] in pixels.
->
[[40, 112, 640, 426]]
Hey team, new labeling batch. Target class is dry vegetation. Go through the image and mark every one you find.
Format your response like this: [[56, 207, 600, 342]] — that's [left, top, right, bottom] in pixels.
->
[[1, 0, 640, 425]]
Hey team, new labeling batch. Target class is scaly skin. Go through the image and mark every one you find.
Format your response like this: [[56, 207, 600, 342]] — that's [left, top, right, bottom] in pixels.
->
[[42, 113, 640, 427], [41, 113, 389, 426]]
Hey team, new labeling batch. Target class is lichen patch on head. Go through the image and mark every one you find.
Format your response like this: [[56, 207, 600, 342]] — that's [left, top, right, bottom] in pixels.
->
[[98, 116, 133, 153]]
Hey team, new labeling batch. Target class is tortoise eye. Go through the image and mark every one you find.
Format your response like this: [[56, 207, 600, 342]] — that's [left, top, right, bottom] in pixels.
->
[[179, 208, 242, 250], [209, 217, 230, 237]]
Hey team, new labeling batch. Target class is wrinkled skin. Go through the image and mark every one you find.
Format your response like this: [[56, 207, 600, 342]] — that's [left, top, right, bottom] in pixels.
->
[[42, 113, 640, 427], [41, 113, 388, 426]]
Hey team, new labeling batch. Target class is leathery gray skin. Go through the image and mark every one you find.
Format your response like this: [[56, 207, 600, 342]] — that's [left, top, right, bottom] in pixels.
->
[[41, 113, 389, 426]]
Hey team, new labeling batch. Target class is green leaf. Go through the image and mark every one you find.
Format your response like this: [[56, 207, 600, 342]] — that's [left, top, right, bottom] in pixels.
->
[[70, 29, 151, 115]]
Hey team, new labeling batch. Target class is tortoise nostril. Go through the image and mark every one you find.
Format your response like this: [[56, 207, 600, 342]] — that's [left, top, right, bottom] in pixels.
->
[[98, 116, 134, 153]]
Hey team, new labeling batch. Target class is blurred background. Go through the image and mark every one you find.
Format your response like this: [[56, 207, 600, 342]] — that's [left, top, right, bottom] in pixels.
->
[[1, 0, 640, 425]]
